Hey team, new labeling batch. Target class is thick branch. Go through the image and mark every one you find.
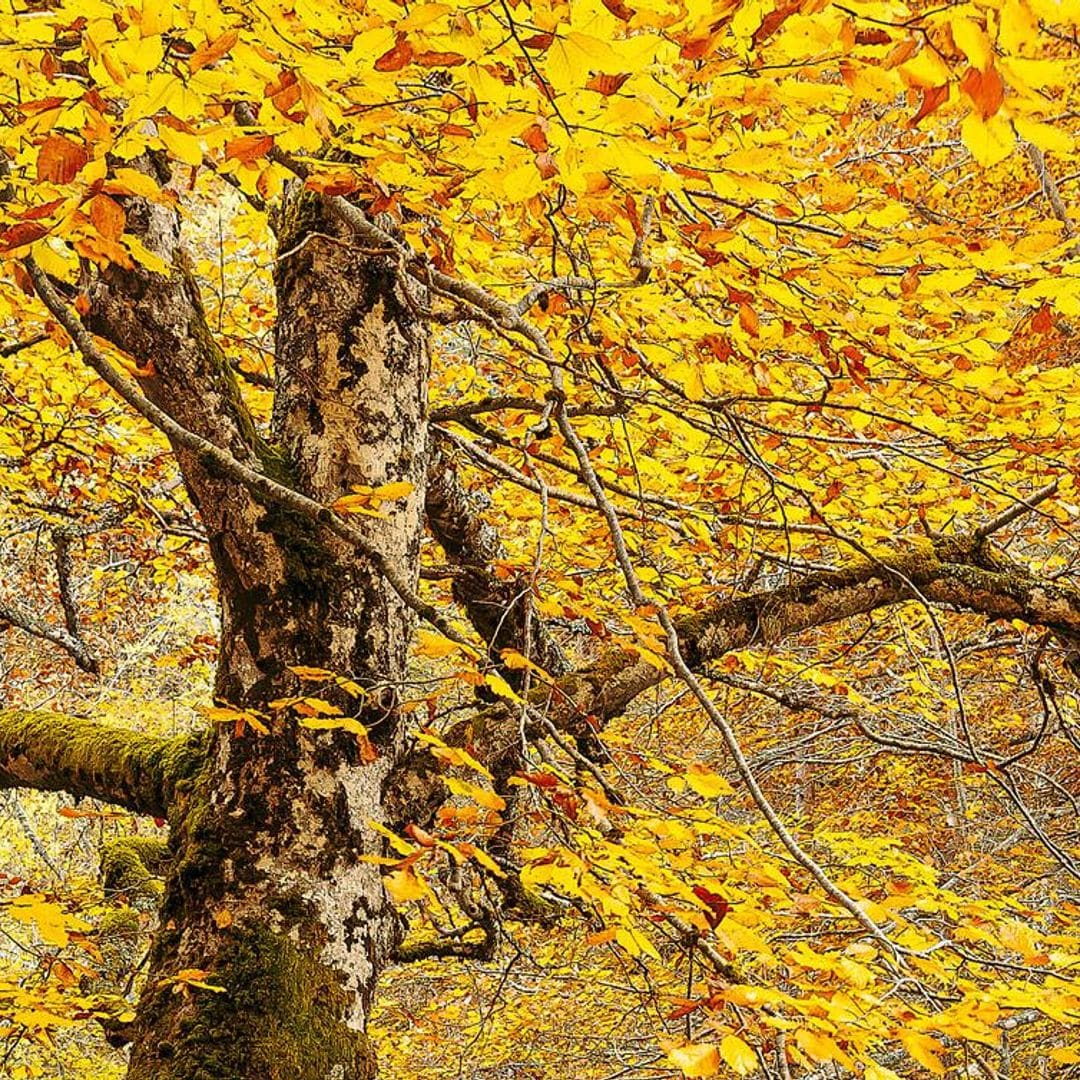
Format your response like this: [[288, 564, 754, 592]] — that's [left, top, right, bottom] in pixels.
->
[[425, 449, 565, 679], [0, 710, 206, 817], [386, 536, 1080, 825]]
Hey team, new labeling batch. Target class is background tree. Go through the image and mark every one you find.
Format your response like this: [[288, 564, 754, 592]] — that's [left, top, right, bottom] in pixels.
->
[[1, 0, 1080, 1078]]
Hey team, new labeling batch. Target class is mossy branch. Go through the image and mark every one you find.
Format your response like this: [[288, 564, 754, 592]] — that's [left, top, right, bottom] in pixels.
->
[[0, 710, 206, 817]]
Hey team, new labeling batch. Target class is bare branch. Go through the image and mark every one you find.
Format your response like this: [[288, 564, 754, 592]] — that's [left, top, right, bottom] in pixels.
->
[[0, 597, 99, 674]]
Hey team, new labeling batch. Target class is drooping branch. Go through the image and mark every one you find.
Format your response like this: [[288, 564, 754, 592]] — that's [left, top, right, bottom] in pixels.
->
[[0, 710, 206, 817]]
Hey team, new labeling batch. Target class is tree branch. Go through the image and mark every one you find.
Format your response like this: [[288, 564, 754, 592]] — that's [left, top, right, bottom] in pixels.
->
[[386, 534, 1080, 825], [0, 598, 99, 674], [0, 710, 206, 817]]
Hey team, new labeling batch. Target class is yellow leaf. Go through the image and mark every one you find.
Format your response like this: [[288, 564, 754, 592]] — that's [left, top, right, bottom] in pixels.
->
[[413, 630, 462, 658], [122, 235, 170, 274], [720, 1034, 757, 1076], [299, 716, 369, 737], [961, 111, 1015, 167], [484, 672, 522, 703], [685, 763, 735, 798], [158, 124, 203, 167], [417, 732, 493, 778], [1049, 1048, 1080, 1064], [8, 896, 75, 947], [384, 867, 427, 903], [294, 696, 343, 717], [667, 1042, 720, 1078], [444, 776, 506, 811], [900, 1031, 946, 1076], [288, 665, 335, 680], [1015, 116, 1075, 155], [865, 1066, 904, 1080], [372, 480, 414, 500], [103, 167, 165, 201], [458, 841, 506, 876], [951, 17, 992, 70]]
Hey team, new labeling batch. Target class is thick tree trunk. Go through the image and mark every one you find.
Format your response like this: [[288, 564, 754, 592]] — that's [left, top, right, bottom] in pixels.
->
[[106, 187, 429, 1079]]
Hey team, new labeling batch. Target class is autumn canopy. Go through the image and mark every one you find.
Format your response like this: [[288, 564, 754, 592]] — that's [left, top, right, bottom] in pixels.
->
[[0, 0, 1079, 1077]]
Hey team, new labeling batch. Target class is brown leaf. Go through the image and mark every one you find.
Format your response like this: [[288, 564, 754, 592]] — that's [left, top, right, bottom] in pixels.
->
[[11, 262, 36, 297], [0, 221, 48, 252], [374, 34, 414, 72], [900, 264, 923, 297], [520, 32, 553, 50], [586, 72, 631, 96], [601, 0, 635, 20], [36, 135, 88, 184], [265, 70, 302, 119]]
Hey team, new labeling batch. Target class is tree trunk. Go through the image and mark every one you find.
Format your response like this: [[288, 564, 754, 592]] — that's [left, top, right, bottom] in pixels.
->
[[120, 189, 429, 1079]]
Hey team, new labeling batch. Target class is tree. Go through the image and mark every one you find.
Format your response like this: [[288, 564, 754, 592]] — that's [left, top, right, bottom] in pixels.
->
[[1, 0, 1080, 1077]]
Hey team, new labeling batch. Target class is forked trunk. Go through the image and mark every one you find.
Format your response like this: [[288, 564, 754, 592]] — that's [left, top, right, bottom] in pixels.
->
[[123, 190, 428, 1079]]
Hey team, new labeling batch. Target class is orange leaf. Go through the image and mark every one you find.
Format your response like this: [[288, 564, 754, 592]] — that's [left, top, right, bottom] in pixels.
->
[[738, 303, 760, 335], [414, 50, 466, 67], [908, 84, 949, 128], [225, 135, 275, 164], [189, 29, 239, 72], [521, 123, 548, 152], [305, 172, 360, 195], [89, 195, 126, 241], [753, 2, 801, 49], [36, 136, 88, 184], [586, 72, 631, 96], [960, 64, 1005, 120], [1032, 304, 1054, 334], [374, 34, 414, 72]]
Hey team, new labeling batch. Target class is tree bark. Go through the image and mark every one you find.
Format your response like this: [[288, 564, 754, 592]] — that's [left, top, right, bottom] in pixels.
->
[[79, 174, 430, 1079]]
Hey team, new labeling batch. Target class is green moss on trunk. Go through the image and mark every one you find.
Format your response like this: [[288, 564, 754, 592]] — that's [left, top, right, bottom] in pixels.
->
[[101, 836, 170, 906], [128, 925, 376, 1080]]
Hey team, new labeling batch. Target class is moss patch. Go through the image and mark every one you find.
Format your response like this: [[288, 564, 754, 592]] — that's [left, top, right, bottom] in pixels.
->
[[131, 925, 375, 1080]]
